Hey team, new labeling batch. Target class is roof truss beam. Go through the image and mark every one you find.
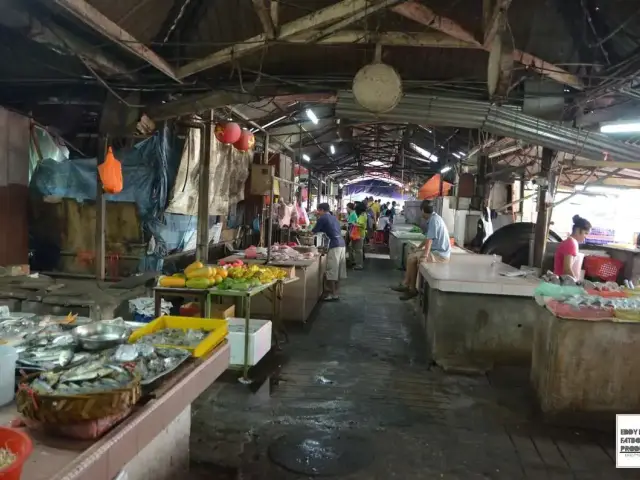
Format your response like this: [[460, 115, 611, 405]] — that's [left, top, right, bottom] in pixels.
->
[[176, 0, 405, 79], [290, 30, 472, 48], [50, 0, 180, 82], [0, 3, 132, 78], [483, 0, 512, 48], [392, 1, 583, 89], [252, 0, 277, 38]]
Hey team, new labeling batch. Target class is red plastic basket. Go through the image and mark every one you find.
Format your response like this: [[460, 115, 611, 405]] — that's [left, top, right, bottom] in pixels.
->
[[583, 256, 623, 282], [0, 427, 32, 480]]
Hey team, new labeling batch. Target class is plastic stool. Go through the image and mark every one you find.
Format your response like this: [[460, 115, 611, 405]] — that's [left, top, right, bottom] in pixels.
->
[[373, 231, 385, 244]]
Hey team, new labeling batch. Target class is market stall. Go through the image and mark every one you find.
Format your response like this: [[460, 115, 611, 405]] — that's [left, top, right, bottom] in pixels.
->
[[17, 343, 229, 480], [419, 254, 539, 373], [531, 281, 640, 426], [390, 228, 425, 270], [0, 308, 230, 480], [153, 261, 298, 379], [404, 242, 470, 270], [218, 253, 326, 324]]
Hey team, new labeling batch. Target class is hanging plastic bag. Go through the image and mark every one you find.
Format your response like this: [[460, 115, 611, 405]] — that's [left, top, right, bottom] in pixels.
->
[[349, 224, 361, 241], [98, 146, 123, 194]]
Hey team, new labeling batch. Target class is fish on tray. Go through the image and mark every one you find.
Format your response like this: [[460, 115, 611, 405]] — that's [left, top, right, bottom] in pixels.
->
[[28, 361, 134, 396], [110, 345, 189, 384], [136, 328, 207, 348]]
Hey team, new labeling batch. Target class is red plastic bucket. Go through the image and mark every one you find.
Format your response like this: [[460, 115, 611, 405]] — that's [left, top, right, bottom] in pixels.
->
[[0, 428, 32, 480]]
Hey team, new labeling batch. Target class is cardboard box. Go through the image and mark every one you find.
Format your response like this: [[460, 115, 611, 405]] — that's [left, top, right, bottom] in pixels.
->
[[0, 265, 29, 277], [180, 302, 235, 319], [210, 303, 235, 319], [283, 266, 296, 279]]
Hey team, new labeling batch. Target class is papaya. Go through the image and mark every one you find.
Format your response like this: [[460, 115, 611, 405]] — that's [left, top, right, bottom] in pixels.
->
[[187, 266, 213, 279], [184, 261, 204, 277], [172, 273, 186, 279], [186, 277, 211, 289], [158, 275, 186, 288]]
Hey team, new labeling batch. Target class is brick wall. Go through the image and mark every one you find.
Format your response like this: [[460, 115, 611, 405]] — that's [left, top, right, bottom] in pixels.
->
[[0, 106, 30, 265]]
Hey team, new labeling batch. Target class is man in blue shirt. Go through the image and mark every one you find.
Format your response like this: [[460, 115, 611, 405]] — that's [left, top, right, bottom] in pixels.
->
[[391, 200, 450, 300], [312, 203, 347, 301]]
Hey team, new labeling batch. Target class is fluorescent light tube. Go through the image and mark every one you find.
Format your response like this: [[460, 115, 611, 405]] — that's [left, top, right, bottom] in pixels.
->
[[306, 109, 319, 124]]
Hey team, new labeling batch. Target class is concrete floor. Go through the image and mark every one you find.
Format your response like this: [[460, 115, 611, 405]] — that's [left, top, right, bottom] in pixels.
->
[[190, 257, 632, 479]]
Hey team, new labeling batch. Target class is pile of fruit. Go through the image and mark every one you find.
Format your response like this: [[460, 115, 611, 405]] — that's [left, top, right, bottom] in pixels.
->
[[217, 264, 288, 291], [158, 261, 228, 289], [158, 260, 289, 291]]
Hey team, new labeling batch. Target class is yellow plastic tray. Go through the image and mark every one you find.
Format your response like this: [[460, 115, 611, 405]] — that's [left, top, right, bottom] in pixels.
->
[[129, 316, 228, 357]]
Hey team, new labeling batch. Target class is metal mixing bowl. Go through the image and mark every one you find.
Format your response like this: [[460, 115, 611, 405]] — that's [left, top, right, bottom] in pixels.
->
[[72, 323, 130, 351]]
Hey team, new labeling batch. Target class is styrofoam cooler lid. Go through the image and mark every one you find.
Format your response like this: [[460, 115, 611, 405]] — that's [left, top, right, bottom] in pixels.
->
[[228, 318, 270, 334]]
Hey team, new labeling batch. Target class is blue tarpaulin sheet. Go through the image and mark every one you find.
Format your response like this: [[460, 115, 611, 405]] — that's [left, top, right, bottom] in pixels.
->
[[344, 179, 406, 199], [29, 128, 192, 272]]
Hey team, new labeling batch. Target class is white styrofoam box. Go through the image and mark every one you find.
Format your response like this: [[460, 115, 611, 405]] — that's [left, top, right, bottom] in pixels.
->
[[227, 318, 272, 366]]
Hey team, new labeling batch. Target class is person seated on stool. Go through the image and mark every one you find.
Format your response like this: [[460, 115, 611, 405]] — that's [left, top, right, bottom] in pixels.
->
[[391, 199, 451, 300], [377, 213, 391, 244]]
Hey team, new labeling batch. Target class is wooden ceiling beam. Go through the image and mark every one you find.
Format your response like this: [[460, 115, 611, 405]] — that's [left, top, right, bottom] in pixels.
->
[[176, 0, 405, 79], [483, 0, 512, 48], [289, 30, 474, 48], [251, 0, 276, 39], [50, 0, 180, 82], [392, 1, 583, 90], [0, 2, 132, 78]]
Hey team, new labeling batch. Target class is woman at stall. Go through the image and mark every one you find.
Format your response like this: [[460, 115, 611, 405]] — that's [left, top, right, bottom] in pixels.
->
[[554, 215, 592, 277], [351, 202, 368, 270], [346, 203, 357, 266]]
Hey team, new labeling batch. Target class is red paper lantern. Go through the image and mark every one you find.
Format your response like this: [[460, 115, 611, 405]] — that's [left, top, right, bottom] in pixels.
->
[[214, 122, 241, 144], [234, 130, 255, 152]]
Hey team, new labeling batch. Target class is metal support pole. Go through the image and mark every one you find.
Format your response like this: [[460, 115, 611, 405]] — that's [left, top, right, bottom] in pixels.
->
[[519, 174, 525, 221], [196, 112, 212, 262], [307, 172, 312, 211], [95, 135, 108, 280], [532, 147, 554, 268], [260, 133, 269, 247], [266, 174, 275, 263]]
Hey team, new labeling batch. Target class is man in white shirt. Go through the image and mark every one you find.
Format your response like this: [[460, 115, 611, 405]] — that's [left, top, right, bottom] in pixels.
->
[[391, 200, 450, 300], [377, 215, 390, 231]]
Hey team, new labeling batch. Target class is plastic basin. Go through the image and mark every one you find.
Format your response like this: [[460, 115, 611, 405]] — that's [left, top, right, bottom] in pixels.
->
[[0, 427, 32, 480]]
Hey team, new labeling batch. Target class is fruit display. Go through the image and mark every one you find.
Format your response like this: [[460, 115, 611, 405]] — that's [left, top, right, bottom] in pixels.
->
[[217, 264, 288, 291], [157, 260, 289, 291], [158, 261, 228, 289]]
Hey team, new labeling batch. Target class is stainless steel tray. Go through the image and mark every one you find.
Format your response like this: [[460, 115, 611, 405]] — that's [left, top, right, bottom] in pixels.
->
[[140, 349, 190, 386]]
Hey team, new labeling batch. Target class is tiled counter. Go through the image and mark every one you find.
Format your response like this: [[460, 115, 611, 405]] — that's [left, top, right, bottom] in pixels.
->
[[532, 309, 640, 429], [389, 231, 425, 269], [419, 255, 539, 373], [12, 343, 230, 480]]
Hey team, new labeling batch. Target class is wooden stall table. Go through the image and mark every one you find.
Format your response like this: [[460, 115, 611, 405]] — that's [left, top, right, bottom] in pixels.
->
[[419, 254, 539, 373], [205, 281, 278, 383], [12, 343, 230, 480], [531, 307, 640, 428], [219, 254, 326, 323]]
